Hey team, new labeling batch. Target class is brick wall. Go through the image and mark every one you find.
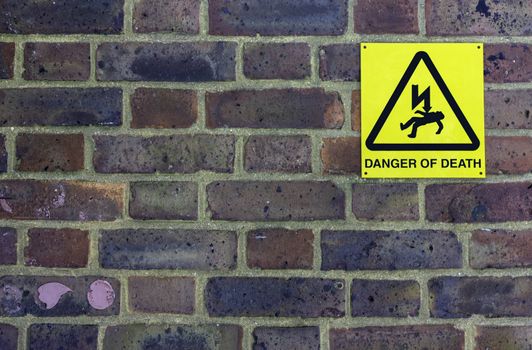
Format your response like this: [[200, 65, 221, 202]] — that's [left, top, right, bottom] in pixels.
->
[[0, 0, 530, 349]]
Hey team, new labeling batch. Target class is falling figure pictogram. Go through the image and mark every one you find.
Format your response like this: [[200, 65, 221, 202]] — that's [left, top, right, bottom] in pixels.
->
[[399, 84, 444, 138]]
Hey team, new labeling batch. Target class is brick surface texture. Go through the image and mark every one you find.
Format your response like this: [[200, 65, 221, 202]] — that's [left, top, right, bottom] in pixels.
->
[[0, 0, 530, 349]]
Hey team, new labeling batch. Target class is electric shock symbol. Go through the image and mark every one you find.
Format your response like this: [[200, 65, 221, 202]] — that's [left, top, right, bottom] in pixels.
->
[[400, 85, 444, 139]]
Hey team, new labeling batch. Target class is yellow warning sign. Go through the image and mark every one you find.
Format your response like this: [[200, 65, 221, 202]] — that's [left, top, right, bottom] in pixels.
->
[[361, 43, 485, 178]]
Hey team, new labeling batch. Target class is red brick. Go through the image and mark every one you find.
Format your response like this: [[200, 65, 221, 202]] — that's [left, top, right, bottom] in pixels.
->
[[133, 0, 199, 33], [475, 326, 532, 350], [484, 44, 531, 83], [485, 89, 531, 129], [352, 183, 419, 221], [0, 180, 124, 221], [25, 228, 89, 268], [319, 44, 360, 81], [206, 277, 345, 317], [207, 181, 345, 221], [16, 133, 84, 172], [321, 137, 361, 174], [243, 43, 310, 80], [429, 276, 532, 318], [0, 134, 6, 172], [351, 279, 419, 317], [354, 0, 418, 34], [23, 43, 90, 81], [0, 323, 17, 350], [470, 229, 532, 269], [28, 324, 97, 350], [426, 0, 531, 36], [252, 327, 319, 350], [486, 136, 531, 174], [425, 183, 532, 222], [247, 229, 313, 269], [0, 43, 15, 79], [209, 0, 348, 36], [128, 276, 195, 314], [131, 88, 197, 129], [330, 326, 464, 350], [244, 135, 312, 173], [351, 90, 360, 131], [206, 89, 344, 129], [0, 227, 16, 265]]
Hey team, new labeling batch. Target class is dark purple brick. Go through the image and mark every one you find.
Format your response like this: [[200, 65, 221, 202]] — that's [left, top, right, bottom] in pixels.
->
[[0, 228, 16, 265], [206, 277, 345, 317], [28, 324, 97, 350], [0, 180, 124, 221], [0, 43, 15, 79], [93, 135, 235, 174], [23, 43, 90, 81], [321, 137, 361, 175], [0, 88, 122, 126], [209, 0, 347, 36], [0, 0, 124, 34], [0, 324, 17, 350], [0, 276, 120, 317], [319, 44, 360, 81], [485, 90, 531, 129], [425, 183, 532, 223], [484, 44, 531, 83], [330, 326, 464, 350], [25, 228, 89, 268], [252, 327, 319, 350], [352, 183, 419, 221], [129, 181, 198, 220], [475, 326, 532, 350], [351, 279, 420, 317], [100, 229, 237, 270], [0, 134, 6, 172], [133, 0, 200, 33], [128, 277, 195, 314], [429, 276, 532, 318], [470, 229, 532, 269], [243, 43, 311, 80], [244, 135, 312, 173], [97, 42, 236, 81], [486, 136, 532, 174], [354, 0, 418, 34], [206, 89, 344, 129], [104, 324, 242, 350], [207, 181, 345, 221], [321, 230, 462, 270]]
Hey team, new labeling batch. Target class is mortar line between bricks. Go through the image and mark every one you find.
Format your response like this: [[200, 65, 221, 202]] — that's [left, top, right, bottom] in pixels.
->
[[88, 229, 100, 269], [310, 133, 322, 175], [18, 323, 27, 350], [310, 42, 320, 83], [235, 42, 245, 82], [238, 228, 248, 271], [4, 130, 16, 173], [15, 227, 28, 266], [418, 275, 430, 319], [123, 0, 134, 36], [97, 325, 106, 350], [243, 323, 253, 350], [235, 136, 245, 175], [195, 274, 208, 317], [312, 228, 322, 271], [199, 0, 209, 36], [418, 0, 426, 36], [320, 321, 329, 350], [89, 41, 97, 82]]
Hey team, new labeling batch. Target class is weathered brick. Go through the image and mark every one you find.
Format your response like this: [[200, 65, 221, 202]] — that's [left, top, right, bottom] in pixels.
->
[[206, 277, 345, 317], [128, 276, 195, 314], [206, 89, 344, 129], [475, 326, 532, 350], [330, 326, 464, 350], [247, 229, 313, 269], [0, 180, 123, 221], [0, 134, 6, 172], [209, 0, 347, 36], [0, 228, 16, 265], [0, 324, 17, 350], [207, 181, 345, 221], [321, 137, 361, 174], [470, 229, 532, 269], [426, 0, 531, 36], [351, 90, 361, 131], [23, 43, 90, 81], [484, 44, 531, 83], [133, 0, 199, 33], [16, 133, 84, 172], [352, 183, 419, 221], [129, 181, 197, 220], [354, 0, 418, 34], [100, 229, 237, 270], [244, 135, 312, 173], [0, 0, 124, 34], [104, 324, 242, 350], [252, 327, 319, 350], [97, 42, 236, 81], [131, 88, 197, 129], [25, 228, 89, 268], [93, 135, 235, 173], [425, 183, 532, 222], [0, 43, 15, 79], [321, 230, 462, 270], [243, 43, 311, 80], [430, 276, 532, 318], [351, 279, 419, 317], [0, 276, 120, 316], [485, 90, 531, 129], [28, 324, 97, 350], [0, 88, 122, 126], [319, 44, 360, 81], [486, 136, 531, 174]]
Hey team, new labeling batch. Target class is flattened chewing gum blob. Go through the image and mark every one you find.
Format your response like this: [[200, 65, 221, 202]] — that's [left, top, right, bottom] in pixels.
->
[[87, 280, 115, 310], [37, 282, 72, 310]]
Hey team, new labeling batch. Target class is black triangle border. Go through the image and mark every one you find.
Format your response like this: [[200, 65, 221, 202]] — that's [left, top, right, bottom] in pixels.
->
[[365, 51, 480, 151]]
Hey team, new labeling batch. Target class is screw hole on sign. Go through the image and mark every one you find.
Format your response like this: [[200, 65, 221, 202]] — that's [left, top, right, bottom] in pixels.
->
[[363, 45, 367, 49], [479, 172, 483, 175], [364, 172, 368, 175], [477, 46, 481, 49]]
